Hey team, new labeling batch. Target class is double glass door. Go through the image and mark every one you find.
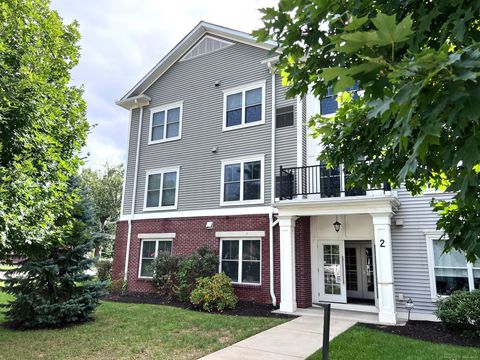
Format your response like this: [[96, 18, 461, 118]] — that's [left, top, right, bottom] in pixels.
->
[[345, 242, 375, 300], [317, 241, 375, 303]]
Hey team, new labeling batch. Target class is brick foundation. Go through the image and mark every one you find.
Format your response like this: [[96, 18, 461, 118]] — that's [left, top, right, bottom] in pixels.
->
[[112, 214, 312, 307]]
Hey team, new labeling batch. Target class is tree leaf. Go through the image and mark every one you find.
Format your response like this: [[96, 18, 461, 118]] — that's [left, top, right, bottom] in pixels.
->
[[344, 15, 369, 30]]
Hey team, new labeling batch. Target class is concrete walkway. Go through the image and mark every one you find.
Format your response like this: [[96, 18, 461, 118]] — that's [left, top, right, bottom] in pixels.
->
[[200, 314, 356, 359]]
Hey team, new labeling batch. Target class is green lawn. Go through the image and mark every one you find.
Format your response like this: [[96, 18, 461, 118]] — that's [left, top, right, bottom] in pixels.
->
[[308, 324, 480, 360], [0, 292, 287, 360], [0, 264, 17, 271]]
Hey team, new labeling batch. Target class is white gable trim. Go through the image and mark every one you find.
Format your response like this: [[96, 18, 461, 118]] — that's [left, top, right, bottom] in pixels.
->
[[180, 35, 234, 62], [117, 21, 278, 107]]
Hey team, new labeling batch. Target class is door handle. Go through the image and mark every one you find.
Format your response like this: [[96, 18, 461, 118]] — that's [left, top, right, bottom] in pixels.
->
[[341, 256, 345, 285]]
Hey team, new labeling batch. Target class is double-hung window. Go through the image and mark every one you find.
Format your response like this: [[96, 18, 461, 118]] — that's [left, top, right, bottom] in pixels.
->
[[426, 235, 480, 297], [149, 101, 183, 144], [320, 84, 360, 116], [223, 81, 266, 130], [144, 167, 179, 210], [221, 156, 264, 205], [220, 239, 261, 284], [139, 238, 173, 278]]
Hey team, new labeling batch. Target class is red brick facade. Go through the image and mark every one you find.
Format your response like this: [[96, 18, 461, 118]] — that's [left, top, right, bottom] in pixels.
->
[[112, 214, 312, 308]]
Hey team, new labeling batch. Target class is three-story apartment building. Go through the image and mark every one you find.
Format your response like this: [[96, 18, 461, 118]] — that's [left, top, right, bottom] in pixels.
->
[[112, 22, 480, 324]]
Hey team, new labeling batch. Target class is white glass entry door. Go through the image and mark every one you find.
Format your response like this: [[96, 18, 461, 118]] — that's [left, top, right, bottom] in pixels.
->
[[318, 242, 347, 303]]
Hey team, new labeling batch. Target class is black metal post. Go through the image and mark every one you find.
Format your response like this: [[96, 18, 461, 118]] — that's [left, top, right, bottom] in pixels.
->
[[279, 166, 283, 200], [320, 303, 331, 360]]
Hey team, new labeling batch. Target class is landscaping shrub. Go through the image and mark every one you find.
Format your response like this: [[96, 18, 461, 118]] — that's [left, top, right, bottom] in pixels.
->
[[152, 246, 217, 301], [435, 289, 480, 335], [190, 272, 237, 312], [177, 246, 217, 302], [109, 278, 127, 295], [152, 252, 181, 299], [95, 259, 112, 282]]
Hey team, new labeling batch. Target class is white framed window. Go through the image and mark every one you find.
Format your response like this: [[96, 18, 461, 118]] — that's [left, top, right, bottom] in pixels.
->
[[220, 155, 264, 206], [138, 238, 173, 278], [220, 238, 261, 285], [426, 234, 480, 299], [149, 101, 183, 144], [144, 167, 180, 211], [223, 80, 266, 131]]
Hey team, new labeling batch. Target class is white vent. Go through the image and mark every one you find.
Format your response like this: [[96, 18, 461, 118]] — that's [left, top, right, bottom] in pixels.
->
[[181, 35, 234, 61]]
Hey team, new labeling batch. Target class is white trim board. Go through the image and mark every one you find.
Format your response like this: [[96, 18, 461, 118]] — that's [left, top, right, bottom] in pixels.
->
[[215, 231, 265, 238], [119, 205, 276, 221], [138, 233, 176, 239]]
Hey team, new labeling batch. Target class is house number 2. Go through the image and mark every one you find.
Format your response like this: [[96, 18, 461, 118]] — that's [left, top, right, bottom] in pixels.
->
[[380, 239, 385, 247]]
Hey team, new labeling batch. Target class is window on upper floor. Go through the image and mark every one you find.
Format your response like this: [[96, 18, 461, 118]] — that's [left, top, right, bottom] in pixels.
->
[[223, 81, 266, 131], [149, 102, 183, 144], [426, 235, 480, 298], [139, 239, 173, 278], [144, 167, 179, 210], [276, 106, 294, 128], [220, 238, 261, 284], [221, 156, 264, 205], [320, 84, 360, 116]]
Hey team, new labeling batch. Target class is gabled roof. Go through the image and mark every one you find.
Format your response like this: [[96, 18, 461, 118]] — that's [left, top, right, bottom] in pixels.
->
[[116, 21, 278, 109]]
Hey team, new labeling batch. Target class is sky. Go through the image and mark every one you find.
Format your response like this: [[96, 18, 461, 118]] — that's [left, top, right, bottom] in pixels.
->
[[50, 0, 278, 169]]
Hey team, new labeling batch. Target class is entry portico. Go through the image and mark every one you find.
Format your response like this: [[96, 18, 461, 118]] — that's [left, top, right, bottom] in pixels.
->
[[276, 196, 400, 324]]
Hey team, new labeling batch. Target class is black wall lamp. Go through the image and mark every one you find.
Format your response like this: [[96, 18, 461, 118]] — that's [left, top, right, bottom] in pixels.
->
[[333, 216, 342, 233]]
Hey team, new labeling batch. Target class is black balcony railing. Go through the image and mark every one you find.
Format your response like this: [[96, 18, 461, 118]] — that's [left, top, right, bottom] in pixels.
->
[[277, 164, 391, 200]]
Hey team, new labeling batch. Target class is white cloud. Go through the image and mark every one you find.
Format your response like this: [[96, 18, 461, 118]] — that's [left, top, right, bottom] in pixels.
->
[[51, 0, 277, 170]]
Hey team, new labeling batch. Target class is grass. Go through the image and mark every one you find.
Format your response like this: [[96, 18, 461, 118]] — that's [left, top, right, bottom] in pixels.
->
[[0, 291, 287, 360], [308, 324, 480, 360], [0, 264, 16, 271]]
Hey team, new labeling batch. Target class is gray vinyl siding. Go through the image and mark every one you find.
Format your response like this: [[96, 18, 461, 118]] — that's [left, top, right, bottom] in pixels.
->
[[275, 75, 297, 174], [391, 188, 453, 314], [128, 41, 275, 213], [122, 108, 140, 215]]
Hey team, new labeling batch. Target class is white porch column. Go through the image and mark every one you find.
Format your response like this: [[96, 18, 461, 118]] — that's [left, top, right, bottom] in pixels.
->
[[371, 213, 397, 324], [279, 216, 298, 313]]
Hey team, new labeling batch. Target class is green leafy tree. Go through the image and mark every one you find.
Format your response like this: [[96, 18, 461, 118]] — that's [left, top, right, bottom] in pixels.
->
[[2, 178, 106, 329], [0, 0, 89, 259], [80, 164, 124, 258], [255, 1, 480, 260]]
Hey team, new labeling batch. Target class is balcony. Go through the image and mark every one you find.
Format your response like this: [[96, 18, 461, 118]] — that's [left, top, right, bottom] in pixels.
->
[[277, 164, 391, 201]]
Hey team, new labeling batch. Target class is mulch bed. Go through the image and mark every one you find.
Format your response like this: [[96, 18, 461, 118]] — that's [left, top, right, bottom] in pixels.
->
[[362, 321, 480, 348], [103, 292, 296, 319]]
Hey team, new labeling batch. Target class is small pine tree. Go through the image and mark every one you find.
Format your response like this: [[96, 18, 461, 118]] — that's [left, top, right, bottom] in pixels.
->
[[2, 179, 107, 329]]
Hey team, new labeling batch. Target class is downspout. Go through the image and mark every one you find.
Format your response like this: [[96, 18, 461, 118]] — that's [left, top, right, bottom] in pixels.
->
[[124, 104, 144, 282], [269, 209, 279, 307], [269, 64, 277, 306]]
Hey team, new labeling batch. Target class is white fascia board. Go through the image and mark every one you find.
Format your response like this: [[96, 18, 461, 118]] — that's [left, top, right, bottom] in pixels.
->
[[115, 94, 151, 110]]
